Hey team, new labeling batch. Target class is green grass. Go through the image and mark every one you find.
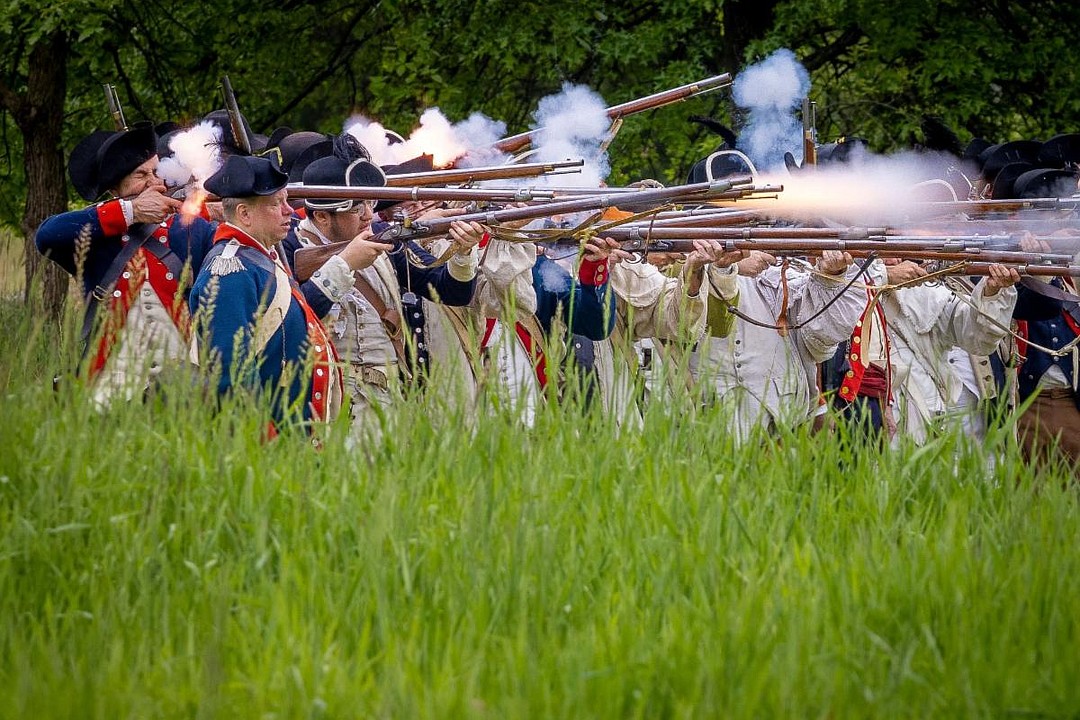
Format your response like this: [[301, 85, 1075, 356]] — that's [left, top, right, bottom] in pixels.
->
[[0, 297, 1078, 719]]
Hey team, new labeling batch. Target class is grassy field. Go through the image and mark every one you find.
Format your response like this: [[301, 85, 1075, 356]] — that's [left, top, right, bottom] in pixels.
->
[[0, 297, 1078, 719]]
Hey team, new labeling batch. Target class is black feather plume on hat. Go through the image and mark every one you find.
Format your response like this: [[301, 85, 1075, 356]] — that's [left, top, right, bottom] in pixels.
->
[[332, 132, 370, 163], [920, 115, 963, 156], [689, 115, 738, 150]]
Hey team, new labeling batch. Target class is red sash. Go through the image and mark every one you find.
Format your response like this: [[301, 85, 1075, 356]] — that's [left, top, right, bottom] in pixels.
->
[[481, 317, 548, 389], [838, 285, 892, 403]]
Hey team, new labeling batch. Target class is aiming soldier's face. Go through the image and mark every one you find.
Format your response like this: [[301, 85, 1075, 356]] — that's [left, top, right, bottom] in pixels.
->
[[115, 156, 165, 198], [319, 205, 370, 244]]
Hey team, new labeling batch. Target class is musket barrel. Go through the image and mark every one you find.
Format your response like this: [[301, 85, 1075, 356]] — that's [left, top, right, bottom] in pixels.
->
[[285, 184, 558, 202], [388, 177, 750, 239], [383, 159, 584, 187], [595, 234, 1075, 265], [494, 73, 733, 154], [914, 197, 1080, 214], [953, 262, 1080, 277], [220, 75, 252, 156], [103, 84, 127, 132]]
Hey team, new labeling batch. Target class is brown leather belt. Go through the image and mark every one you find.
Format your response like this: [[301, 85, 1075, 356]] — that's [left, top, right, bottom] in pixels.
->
[[352, 364, 390, 391]]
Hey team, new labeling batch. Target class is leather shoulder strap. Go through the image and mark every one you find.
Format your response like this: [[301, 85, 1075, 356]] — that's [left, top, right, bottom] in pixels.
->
[[81, 222, 158, 343], [352, 272, 410, 371]]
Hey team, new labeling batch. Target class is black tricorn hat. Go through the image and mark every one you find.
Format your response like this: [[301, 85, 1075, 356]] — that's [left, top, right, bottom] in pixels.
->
[[1038, 133, 1080, 169], [990, 162, 1036, 199], [157, 127, 183, 161], [685, 151, 753, 184], [272, 131, 332, 180], [282, 133, 334, 183], [302, 155, 386, 211], [963, 138, 993, 165], [68, 122, 158, 201], [1013, 168, 1080, 199], [265, 126, 294, 150], [377, 154, 435, 212], [204, 154, 288, 198], [817, 137, 870, 166], [382, 154, 435, 177], [980, 140, 1042, 182]]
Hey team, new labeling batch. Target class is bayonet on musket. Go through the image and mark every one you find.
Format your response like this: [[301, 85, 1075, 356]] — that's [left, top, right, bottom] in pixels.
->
[[103, 84, 127, 131]]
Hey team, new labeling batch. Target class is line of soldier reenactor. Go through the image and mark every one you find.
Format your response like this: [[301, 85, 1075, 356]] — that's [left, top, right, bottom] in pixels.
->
[[33, 109, 1080, 474]]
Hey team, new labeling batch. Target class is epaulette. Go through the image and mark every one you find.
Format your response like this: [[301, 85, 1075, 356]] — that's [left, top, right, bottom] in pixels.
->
[[208, 239, 245, 276]]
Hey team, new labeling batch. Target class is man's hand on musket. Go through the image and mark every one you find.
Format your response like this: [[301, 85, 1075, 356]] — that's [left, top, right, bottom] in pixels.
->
[[583, 237, 633, 264], [447, 220, 486, 255], [685, 240, 746, 296], [982, 263, 1021, 296], [737, 251, 776, 277], [131, 187, 183, 224], [885, 260, 929, 286], [338, 229, 395, 271], [686, 240, 746, 271], [816, 249, 853, 276]]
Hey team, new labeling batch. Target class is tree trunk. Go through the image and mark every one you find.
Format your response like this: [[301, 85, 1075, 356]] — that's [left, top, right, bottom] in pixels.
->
[[18, 32, 70, 319], [721, 0, 781, 71]]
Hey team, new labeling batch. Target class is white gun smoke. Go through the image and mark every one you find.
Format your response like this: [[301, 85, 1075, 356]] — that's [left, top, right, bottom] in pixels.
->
[[733, 48, 811, 172], [344, 109, 506, 168], [157, 121, 224, 189], [529, 82, 611, 189]]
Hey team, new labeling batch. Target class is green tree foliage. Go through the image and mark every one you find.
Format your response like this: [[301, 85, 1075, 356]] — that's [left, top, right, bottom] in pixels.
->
[[3, 0, 1080, 289], [752, 0, 1080, 152]]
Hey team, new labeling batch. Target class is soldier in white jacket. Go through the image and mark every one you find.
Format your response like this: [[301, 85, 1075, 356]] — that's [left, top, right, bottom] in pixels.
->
[[881, 262, 1018, 443], [598, 242, 745, 427], [693, 250, 865, 442], [827, 259, 1019, 444]]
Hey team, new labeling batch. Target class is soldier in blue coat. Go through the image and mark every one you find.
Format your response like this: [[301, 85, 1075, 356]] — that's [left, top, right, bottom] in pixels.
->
[[188, 155, 361, 434], [1013, 276, 1080, 470], [34, 122, 216, 404]]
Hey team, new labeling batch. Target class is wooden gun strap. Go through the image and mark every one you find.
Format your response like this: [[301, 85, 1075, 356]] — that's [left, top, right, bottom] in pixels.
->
[[351, 272, 410, 372]]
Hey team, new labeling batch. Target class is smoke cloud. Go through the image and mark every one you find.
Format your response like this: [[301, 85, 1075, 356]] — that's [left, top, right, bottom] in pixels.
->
[[733, 48, 811, 172], [344, 109, 506, 168], [529, 82, 611, 188], [157, 121, 223, 188], [757, 150, 978, 225]]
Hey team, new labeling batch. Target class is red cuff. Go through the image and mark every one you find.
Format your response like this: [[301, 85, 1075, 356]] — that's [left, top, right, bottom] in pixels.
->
[[578, 257, 609, 286], [97, 199, 129, 236]]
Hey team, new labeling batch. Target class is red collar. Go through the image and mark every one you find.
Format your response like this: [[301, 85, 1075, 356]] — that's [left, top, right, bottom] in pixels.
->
[[213, 223, 273, 259]]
